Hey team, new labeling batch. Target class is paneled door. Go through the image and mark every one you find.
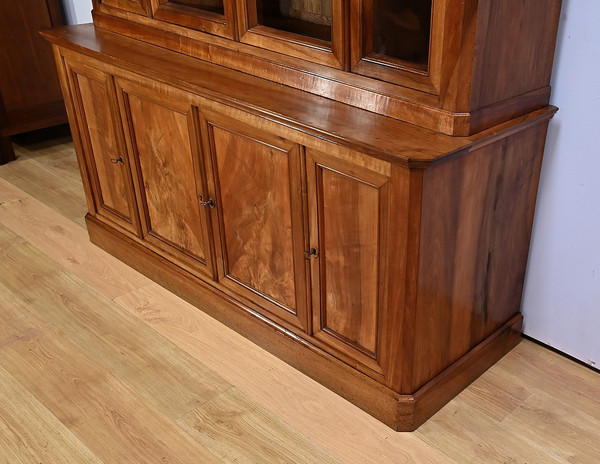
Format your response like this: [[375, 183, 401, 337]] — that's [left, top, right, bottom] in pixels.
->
[[306, 147, 391, 375], [115, 77, 215, 278], [64, 60, 140, 235], [202, 111, 310, 331]]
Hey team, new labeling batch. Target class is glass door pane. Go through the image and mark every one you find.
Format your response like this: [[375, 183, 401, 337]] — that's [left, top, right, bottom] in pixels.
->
[[372, 0, 432, 68], [255, 0, 332, 42], [372, 0, 431, 67], [351, 0, 435, 90]]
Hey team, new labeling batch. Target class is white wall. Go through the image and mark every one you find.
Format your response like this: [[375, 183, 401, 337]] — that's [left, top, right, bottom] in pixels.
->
[[522, 0, 600, 368], [61, 0, 92, 25]]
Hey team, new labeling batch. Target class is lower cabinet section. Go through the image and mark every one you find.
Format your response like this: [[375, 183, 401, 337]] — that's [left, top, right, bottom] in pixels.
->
[[53, 39, 553, 430]]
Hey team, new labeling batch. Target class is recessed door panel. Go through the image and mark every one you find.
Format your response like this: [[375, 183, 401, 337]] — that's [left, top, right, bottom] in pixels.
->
[[118, 80, 214, 276], [205, 116, 309, 330], [307, 148, 390, 374], [67, 63, 138, 234]]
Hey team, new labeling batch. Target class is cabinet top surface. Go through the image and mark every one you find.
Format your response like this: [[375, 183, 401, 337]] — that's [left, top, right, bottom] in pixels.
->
[[43, 24, 556, 166]]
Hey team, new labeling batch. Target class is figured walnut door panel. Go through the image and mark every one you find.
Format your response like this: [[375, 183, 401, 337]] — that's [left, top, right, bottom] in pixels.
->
[[116, 78, 214, 277], [306, 148, 390, 374], [203, 115, 309, 331], [65, 62, 139, 234]]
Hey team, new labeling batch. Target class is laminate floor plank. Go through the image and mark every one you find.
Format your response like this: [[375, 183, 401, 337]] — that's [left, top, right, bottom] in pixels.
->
[[456, 367, 532, 421], [13, 136, 83, 184], [0, 282, 49, 347], [178, 387, 341, 464], [0, 326, 223, 464], [0, 227, 231, 421], [415, 396, 566, 464], [0, 177, 150, 299], [493, 341, 600, 422], [501, 391, 600, 464], [0, 364, 102, 464], [115, 284, 459, 464], [0, 155, 87, 223]]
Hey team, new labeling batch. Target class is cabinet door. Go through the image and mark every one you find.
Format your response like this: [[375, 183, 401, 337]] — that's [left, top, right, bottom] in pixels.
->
[[65, 61, 139, 234], [116, 78, 215, 277], [202, 112, 310, 331], [149, 0, 237, 38], [306, 148, 390, 374]]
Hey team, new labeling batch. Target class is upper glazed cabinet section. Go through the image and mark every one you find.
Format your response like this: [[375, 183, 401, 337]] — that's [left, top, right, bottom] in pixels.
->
[[92, 0, 562, 135], [94, 0, 435, 74]]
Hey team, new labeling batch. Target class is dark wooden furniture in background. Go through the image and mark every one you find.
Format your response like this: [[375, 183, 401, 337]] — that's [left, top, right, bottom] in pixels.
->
[[0, 0, 67, 164], [43, 0, 563, 430]]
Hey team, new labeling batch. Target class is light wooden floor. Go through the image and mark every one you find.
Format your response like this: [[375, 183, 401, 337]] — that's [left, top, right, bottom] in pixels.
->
[[0, 131, 599, 464]]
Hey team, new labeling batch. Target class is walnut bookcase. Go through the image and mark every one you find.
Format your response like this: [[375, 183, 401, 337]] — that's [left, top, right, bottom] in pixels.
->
[[43, 0, 562, 430]]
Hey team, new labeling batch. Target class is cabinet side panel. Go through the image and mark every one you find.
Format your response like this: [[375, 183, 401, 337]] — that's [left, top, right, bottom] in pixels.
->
[[127, 93, 207, 262], [409, 120, 550, 391], [470, 0, 562, 111]]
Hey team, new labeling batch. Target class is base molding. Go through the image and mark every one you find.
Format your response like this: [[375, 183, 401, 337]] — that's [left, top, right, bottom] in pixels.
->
[[87, 215, 522, 431]]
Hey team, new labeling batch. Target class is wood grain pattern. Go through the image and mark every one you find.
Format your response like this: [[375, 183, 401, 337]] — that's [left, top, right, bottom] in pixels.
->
[[0, 327, 223, 463], [86, 0, 562, 134], [470, 0, 562, 111], [306, 148, 390, 374], [40, 17, 561, 430], [0, 225, 229, 421], [121, 81, 212, 273], [501, 392, 600, 464], [0, 365, 102, 464], [69, 66, 137, 230], [408, 122, 549, 392], [0, 148, 87, 225], [0, 178, 149, 299], [0, 282, 49, 347], [416, 396, 566, 464], [4, 140, 600, 463], [113, 283, 458, 463], [178, 387, 341, 464], [208, 120, 308, 329]]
